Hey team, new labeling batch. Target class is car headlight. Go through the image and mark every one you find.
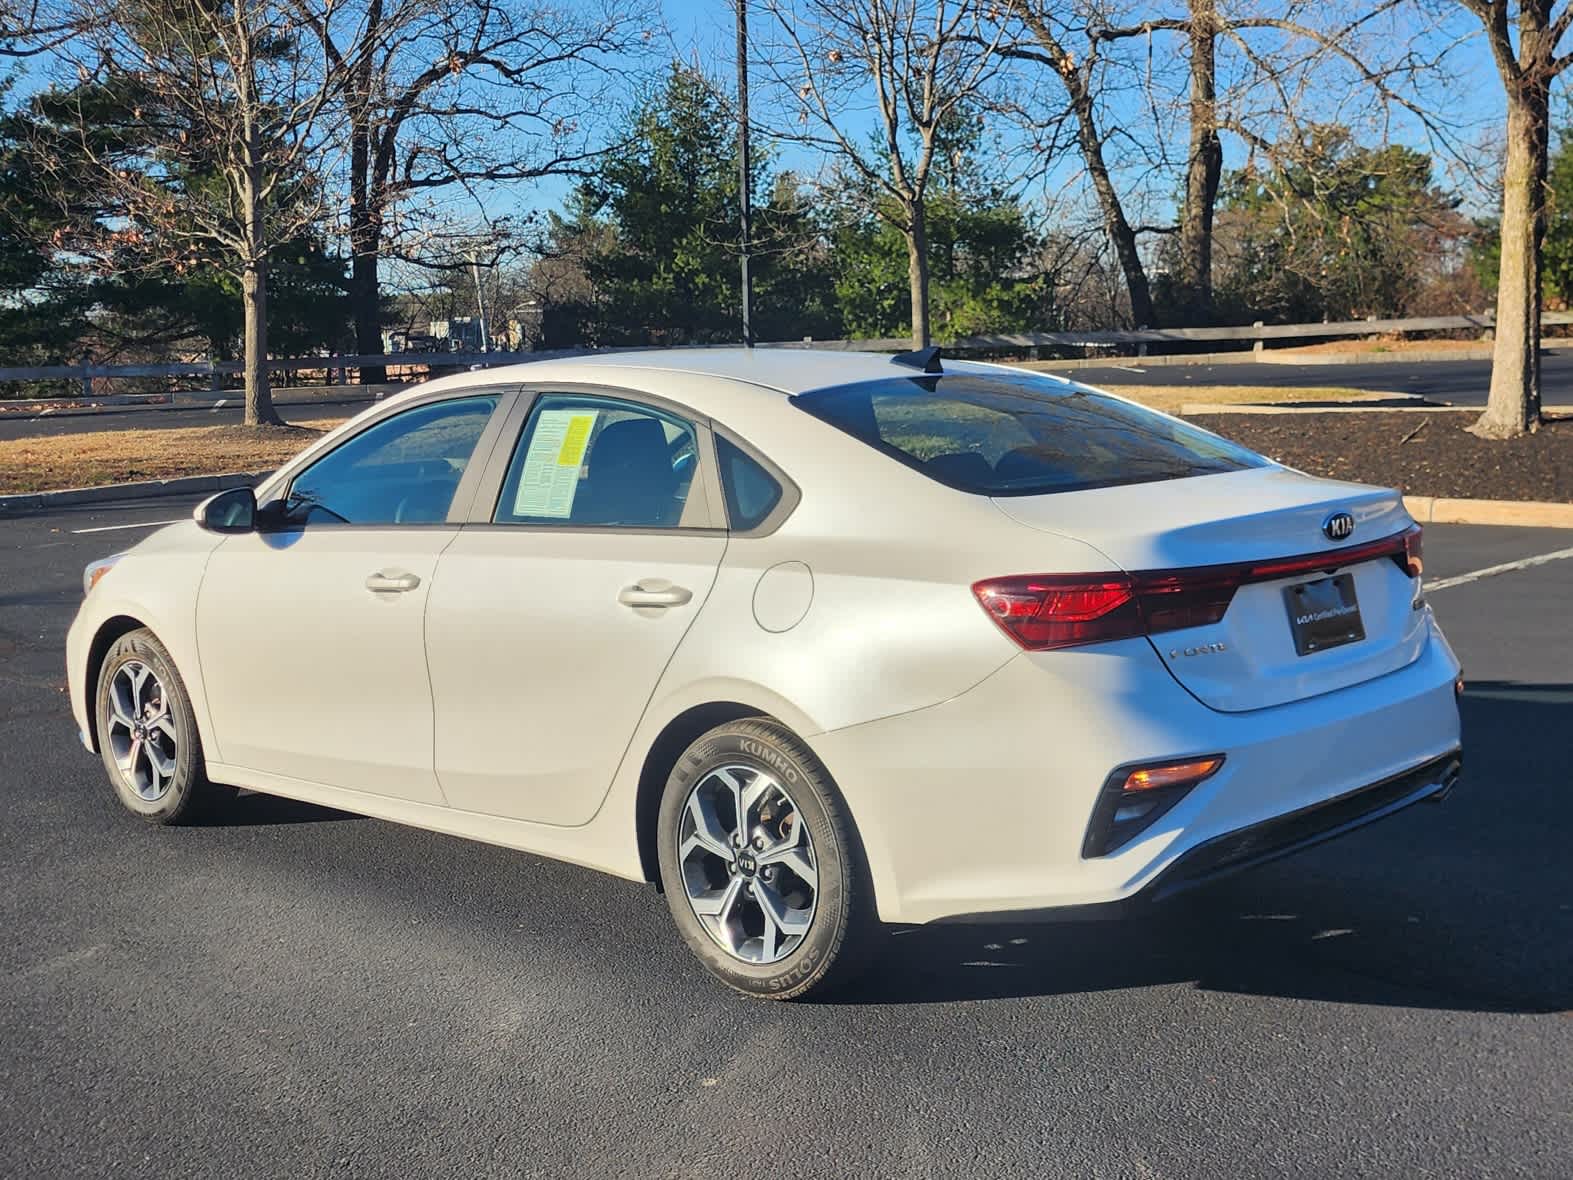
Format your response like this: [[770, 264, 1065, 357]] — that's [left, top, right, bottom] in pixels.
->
[[83, 554, 126, 596]]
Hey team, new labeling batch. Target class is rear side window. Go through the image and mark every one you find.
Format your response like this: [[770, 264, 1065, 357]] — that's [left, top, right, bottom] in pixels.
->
[[715, 435, 782, 530], [494, 395, 699, 528], [791, 373, 1266, 496]]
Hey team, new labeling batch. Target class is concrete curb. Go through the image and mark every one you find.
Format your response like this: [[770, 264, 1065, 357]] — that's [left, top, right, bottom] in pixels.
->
[[0, 470, 268, 516], [1181, 402, 1573, 416], [1403, 496, 1573, 529]]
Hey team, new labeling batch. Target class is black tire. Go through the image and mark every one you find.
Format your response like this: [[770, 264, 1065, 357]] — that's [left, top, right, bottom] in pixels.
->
[[656, 718, 881, 1000], [94, 628, 229, 824]]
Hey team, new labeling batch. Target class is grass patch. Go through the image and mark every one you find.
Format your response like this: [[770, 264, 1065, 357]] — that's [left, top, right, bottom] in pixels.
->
[[0, 419, 337, 494], [1078, 384, 1404, 414]]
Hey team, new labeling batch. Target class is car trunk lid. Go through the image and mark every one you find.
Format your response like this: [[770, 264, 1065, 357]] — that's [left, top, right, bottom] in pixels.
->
[[992, 467, 1428, 712]]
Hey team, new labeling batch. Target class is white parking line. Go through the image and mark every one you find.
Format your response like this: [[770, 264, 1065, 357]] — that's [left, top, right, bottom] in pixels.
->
[[71, 519, 183, 535], [1426, 546, 1573, 592], [1109, 365, 1147, 373], [211, 399, 228, 410]]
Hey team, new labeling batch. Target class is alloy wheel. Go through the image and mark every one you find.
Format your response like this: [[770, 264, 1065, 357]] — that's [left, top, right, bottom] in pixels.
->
[[105, 659, 178, 802], [677, 764, 819, 964]]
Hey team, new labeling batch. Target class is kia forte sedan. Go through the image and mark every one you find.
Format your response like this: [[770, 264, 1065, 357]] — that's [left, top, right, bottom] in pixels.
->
[[67, 348, 1462, 999]]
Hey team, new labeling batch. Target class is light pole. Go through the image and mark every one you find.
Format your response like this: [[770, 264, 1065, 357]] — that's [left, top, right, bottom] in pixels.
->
[[468, 251, 490, 352], [736, 0, 753, 347]]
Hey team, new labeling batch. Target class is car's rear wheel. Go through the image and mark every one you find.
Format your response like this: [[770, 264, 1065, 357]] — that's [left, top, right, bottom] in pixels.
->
[[94, 628, 228, 824], [656, 718, 880, 999]]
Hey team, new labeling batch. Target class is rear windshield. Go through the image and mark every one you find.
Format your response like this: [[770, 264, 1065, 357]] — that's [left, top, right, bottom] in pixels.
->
[[791, 372, 1266, 496]]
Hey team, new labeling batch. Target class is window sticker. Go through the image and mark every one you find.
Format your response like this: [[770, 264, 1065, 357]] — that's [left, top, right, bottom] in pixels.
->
[[512, 409, 598, 518]]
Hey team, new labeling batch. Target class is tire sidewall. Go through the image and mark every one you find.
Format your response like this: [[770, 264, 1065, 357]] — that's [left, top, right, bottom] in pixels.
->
[[95, 631, 203, 823], [657, 724, 853, 999]]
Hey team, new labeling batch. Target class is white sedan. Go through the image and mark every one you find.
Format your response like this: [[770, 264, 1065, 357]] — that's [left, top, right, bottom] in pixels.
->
[[67, 348, 1463, 999]]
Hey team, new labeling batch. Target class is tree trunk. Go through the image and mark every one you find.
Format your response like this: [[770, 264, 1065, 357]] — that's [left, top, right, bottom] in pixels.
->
[[1176, 0, 1222, 323], [1069, 81, 1155, 328], [906, 201, 931, 349], [1473, 85, 1548, 439], [241, 260, 279, 426]]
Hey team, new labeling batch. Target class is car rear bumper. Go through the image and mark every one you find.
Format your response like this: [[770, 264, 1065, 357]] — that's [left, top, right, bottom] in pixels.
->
[[931, 749, 1461, 923], [808, 615, 1463, 925]]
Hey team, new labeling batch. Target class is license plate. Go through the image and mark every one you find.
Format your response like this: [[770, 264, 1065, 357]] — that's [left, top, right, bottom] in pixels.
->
[[1284, 573, 1365, 656]]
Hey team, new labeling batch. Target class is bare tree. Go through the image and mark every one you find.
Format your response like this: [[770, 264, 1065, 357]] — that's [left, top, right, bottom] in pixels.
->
[[2, 0, 77, 55], [1453, 1, 1572, 439], [759, 0, 1013, 348], [1001, 2, 1450, 327], [296, 0, 650, 381], [33, 0, 341, 424]]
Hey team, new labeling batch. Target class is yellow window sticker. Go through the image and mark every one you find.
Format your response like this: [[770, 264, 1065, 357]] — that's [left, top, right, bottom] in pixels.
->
[[557, 413, 593, 468], [513, 409, 599, 518]]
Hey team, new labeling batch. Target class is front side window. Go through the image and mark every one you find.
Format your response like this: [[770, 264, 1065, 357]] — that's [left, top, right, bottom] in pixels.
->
[[494, 396, 699, 528], [285, 395, 498, 525], [791, 373, 1266, 497]]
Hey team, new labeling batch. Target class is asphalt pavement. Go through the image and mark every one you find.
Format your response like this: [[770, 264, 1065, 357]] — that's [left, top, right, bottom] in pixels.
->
[[1045, 351, 1573, 407], [1, 503, 1570, 1178]]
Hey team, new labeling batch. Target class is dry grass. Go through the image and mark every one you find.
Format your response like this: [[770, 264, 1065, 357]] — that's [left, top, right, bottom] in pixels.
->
[[0, 419, 337, 494], [1266, 336, 1488, 357], [1085, 384, 1402, 414]]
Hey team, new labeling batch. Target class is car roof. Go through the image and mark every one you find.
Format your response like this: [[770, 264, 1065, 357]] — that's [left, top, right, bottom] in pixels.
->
[[415, 346, 989, 400]]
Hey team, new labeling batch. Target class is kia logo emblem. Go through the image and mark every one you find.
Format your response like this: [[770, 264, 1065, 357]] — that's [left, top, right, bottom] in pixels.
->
[[1323, 511, 1356, 541]]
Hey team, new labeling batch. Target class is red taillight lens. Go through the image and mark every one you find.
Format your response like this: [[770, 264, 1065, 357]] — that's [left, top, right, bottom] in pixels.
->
[[973, 573, 1239, 650], [1130, 571, 1239, 632], [973, 577, 1142, 650]]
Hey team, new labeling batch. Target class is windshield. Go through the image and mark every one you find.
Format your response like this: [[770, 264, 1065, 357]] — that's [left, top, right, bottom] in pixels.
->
[[790, 371, 1267, 496]]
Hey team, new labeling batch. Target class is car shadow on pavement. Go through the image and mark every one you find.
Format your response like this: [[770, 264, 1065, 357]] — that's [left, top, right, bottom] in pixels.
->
[[193, 789, 361, 826], [838, 682, 1573, 1015]]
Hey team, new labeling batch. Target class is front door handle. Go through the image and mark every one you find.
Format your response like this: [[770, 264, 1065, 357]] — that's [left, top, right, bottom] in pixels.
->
[[618, 580, 693, 609], [365, 570, 421, 594]]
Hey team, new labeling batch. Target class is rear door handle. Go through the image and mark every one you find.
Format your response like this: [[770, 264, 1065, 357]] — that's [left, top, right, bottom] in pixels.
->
[[365, 570, 421, 594], [618, 580, 693, 609]]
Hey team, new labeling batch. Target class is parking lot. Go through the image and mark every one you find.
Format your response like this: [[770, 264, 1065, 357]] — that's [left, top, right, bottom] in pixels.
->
[[1, 501, 1570, 1178]]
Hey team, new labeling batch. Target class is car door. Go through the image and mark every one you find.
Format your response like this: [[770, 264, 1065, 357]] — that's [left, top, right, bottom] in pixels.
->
[[425, 390, 728, 826], [195, 392, 511, 803]]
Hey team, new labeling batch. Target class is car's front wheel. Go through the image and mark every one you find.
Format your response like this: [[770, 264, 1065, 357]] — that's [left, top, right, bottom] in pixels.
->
[[94, 628, 228, 824], [656, 718, 880, 999]]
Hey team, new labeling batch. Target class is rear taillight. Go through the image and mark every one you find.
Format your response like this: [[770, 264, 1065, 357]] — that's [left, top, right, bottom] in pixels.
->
[[973, 577, 1142, 650], [974, 571, 1239, 651], [1402, 524, 1424, 579], [974, 525, 1423, 651]]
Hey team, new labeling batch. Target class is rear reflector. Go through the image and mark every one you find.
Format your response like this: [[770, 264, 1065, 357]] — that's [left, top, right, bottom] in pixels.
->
[[974, 525, 1422, 652], [1084, 755, 1226, 857], [1123, 757, 1224, 792]]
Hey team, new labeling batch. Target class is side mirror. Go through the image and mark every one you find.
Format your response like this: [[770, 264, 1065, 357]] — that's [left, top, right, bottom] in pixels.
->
[[194, 486, 257, 534]]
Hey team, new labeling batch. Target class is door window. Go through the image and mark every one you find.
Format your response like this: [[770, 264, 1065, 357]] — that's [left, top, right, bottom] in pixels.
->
[[285, 395, 498, 525], [494, 396, 699, 528]]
